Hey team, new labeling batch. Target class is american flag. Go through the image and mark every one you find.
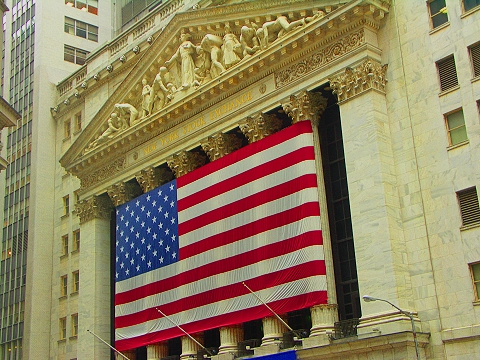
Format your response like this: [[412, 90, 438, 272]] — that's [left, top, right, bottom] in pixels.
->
[[115, 120, 327, 350]]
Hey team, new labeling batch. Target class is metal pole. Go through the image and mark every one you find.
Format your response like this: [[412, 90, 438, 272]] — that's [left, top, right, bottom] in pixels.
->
[[242, 282, 303, 339], [156, 308, 213, 356], [87, 329, 131, 360]]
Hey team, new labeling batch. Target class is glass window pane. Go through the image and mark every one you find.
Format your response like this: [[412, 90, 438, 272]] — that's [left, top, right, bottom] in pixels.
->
[[64, 17, 74, 34], [447, 111, 465, 129], [430, 0, 446, 14], [432, 13, 448, 27], [76, 21, 86, 38], [473, 263, 480, 280], [464, 0, 480, 12], [450, 127, 468, 145]]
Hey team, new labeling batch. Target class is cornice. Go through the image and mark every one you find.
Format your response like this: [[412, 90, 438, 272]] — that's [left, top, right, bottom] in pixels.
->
[[60, 0, 390, 190]]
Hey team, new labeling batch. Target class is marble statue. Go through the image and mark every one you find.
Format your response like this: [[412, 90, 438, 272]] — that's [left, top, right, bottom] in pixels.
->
[[200, 34, 225, 80], [257, 15, 306, 49], [222, 24, 242, 69], [165, 32, 200, 90], [149, 67, 176, 113], [240, 24, 260, 57], [141, 78, 151, 118], [87, 112, 127, 151], [114, 103, 140, 127]]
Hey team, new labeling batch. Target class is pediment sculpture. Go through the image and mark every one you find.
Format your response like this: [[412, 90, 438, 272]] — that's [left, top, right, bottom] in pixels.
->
[[84, 9, 326, 154]]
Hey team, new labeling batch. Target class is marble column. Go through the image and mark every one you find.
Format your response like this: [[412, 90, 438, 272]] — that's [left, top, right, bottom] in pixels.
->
[[218, 324, 244, 355], [136, 167, 174, 193], [261, 316, 288, 346], [330, 60, 414, 318], [75, 195, 114, 360], [239, 112, 282, 144], [180, 333, 204, 360], [147, 342, 169, 360], [282, 90, 339, 339], [167, 150, 206, 178]]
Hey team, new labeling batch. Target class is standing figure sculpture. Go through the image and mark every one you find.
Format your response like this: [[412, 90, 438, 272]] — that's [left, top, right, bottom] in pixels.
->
[[240, 24, 260, 58], [141, 78, 151, 118], [256, 15, 306, 49], [165, 32, 200, 90], [149, 67, 176, 113], [200, 34, 225, 80], [222, 24, 242, 69]]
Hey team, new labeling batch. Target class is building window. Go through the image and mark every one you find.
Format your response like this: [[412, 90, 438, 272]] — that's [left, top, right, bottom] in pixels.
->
[[60, 317, 67, 340], [470, 262, 480, 301], [63, 195, 70, 216], [61, 275, 68, 297], [469, 42, 480, 78], [65, 0, 98, 15], [64, 120, 71, 139], [437, 55, 458, 92], [73, 229, 80, 252], [428, 0, 448, 28], [71, 313, 79, 337], [64, 45, 89, 65], [62, 234, 69, 256], [463, 0, 480, 12], [457, 187, 480, 227], [74, 111, 82, 132], [72, 271, 80, 293], [65, 17, 98, 42], [445, 109, 468, 146]]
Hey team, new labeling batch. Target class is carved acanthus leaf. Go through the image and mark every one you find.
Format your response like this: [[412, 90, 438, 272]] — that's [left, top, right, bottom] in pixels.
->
[[330, 59, 388, 103], [75, 195, 113, 224], [167, 151, 207, 178], [136, 167, 174, 193], [282, 91, 327, 125], [239, 113, 282, 144], [201, 132, 242, 161], [107, 182, 143, 206], [80, 157, 126, 190]]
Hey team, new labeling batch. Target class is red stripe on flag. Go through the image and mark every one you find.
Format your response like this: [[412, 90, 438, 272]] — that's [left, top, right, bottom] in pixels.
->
[[177, 147, 315, 211], [115, 260, 326, 329], [177, 120, 314, 188], [115, 231, 322, 306], [115, 291, 327, 351], [180, 203, 320, 259], [179, 173, 318, 234]]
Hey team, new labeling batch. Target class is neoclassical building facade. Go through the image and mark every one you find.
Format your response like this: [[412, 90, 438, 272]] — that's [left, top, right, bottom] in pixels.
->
[[26, 0, 480, 359]]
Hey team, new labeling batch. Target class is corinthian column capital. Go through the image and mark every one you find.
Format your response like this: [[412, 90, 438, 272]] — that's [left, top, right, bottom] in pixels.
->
[[239, 112, 282, 144], [282, 90, 328, 126], [201, 132, 243, 161], [330, 59, 388, 103], [75, 195, 113, 224], [107, 181, 142, 206], [167, 150, 206, 178], [136, 167, 174, 193]]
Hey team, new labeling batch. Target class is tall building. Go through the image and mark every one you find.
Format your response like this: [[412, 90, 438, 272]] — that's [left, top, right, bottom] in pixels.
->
[[0, 0, 113, 359], [15, 0, 480, 359]]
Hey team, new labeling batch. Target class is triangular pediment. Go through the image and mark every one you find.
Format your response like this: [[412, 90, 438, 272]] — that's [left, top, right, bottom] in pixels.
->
[[59, 0, 390, 184]]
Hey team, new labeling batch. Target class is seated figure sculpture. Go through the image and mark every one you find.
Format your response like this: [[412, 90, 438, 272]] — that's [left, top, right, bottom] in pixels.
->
[[256, 15, 305, 50]]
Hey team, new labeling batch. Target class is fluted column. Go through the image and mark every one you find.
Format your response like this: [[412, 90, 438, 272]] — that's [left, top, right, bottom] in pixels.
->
[[147, 342, 168, 360], [201, 132, 242, 161], [167, 150, 206, 178], [180, 333, 204, 360], [261, 316, 288, 346], [119, 350, 136, 360], [239, 112, 282, 144], [107, 181, 143, 206], [75, 195, 113, 360], [136, 167, 174, 193], [218, 324, 244, 355], [282, 90, 338, 338]]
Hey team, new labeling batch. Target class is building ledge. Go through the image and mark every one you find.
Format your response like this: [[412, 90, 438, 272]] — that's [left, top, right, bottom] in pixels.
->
[[442, 324, 480, 343], [0, 96, 20, 128]]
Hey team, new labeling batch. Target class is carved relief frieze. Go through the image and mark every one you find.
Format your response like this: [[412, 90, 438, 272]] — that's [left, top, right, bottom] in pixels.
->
[[239, 112, 283, 144], [167, 150, 206, 178], [107, 182, 143, 207], [75, 195, 113, 224], [201, 132, 242, 161], [282, 91, 328, 126], [136, 167, 174, 193], [80, 157, 126, 190], [275, 29, 365, 88], [330, 59, 388, 103]]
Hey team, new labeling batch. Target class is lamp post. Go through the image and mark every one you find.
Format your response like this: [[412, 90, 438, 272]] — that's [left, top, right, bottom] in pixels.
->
[[362, 295, 420, 360]]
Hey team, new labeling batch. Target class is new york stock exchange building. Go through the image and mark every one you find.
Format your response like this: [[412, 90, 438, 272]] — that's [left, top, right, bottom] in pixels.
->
[[32, 0, 480, 359]]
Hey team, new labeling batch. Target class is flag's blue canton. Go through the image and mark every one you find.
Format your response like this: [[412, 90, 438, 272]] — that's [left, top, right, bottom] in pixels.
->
[[115, 180, 179, 282]]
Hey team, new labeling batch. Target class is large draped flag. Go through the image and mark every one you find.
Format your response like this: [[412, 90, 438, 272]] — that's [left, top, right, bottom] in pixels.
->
[[114, 120, 327, 351]]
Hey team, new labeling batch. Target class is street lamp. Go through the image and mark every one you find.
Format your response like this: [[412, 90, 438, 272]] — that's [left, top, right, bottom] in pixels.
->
[[362, 295, 420, 360]]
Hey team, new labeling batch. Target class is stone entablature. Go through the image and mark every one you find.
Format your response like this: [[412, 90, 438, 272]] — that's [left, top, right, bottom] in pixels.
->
[[59, 0, 390, 194]]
